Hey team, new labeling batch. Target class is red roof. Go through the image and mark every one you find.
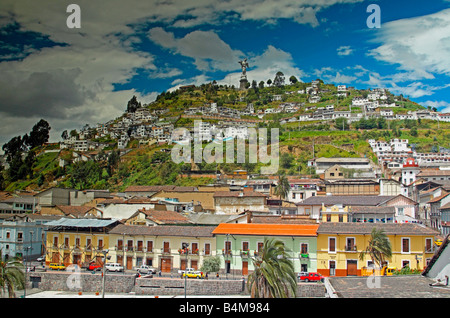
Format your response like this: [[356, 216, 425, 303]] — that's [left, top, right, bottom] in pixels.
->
[[212, 223, 319, 236]]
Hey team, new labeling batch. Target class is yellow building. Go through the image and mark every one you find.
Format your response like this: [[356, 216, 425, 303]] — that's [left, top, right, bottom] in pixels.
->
[[320, 204, 349, 223], [316, 223, 439, 277], [44, 218, 120, 266], [108, 224, 217, 272]]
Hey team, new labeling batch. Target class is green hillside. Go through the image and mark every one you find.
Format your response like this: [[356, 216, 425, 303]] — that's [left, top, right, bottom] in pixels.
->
[[2, 80, 450, 192]]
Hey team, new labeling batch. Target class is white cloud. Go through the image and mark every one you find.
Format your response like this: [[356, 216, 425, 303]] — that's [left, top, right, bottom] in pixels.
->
[[337, 45, 353, 56], [369, 8, 450, 79], [421, 100, 450, 113], [148, 28, 244, 72]]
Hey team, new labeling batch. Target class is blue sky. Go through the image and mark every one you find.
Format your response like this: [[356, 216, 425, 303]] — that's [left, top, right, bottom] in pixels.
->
[[0, 0, 450, 144]]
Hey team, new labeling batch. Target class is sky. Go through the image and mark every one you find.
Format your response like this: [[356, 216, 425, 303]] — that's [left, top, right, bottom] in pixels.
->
[[1, 0, 450, 146]]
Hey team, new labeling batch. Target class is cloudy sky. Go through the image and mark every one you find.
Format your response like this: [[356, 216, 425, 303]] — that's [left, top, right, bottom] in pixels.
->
[[1, 0, 450, 146]]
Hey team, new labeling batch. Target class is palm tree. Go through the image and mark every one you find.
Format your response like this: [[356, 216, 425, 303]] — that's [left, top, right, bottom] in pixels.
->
[[359, 227, 392, 273], [274, 175, 290, 214], [0, 251, 25, 298], [247, 238, 297, 298]]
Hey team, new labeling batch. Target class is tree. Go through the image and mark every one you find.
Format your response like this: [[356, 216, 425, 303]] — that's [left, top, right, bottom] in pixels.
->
[[274, 175, 290, 214], [266, 79, 272, 87], [24, 119, 51, 149], [247, 238, 297, 298], [61, 130, 68, 141], [200, 255, 221, 274], [0, 251, 25, 298], [289, 75, 298, 84], [126, 95, 141, 113], [273, 71, 285, 87], [359, 227, 392, 271]]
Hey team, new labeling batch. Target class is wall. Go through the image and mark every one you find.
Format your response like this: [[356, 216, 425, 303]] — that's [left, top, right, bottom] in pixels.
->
[[28, 272, 326, 297], [214, 196, 266, 214], [28, 272, 136, 293], [135, 277, 326, 297]]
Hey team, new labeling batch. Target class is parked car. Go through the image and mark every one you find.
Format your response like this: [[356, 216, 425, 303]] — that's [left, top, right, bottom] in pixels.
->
[[105, 263, 124, 272], [36, 255, 45, 262], [299, 272, 324, 282], [137, 265, 157, 274], [49, 263, 66, 270], [178, 267, 195, 275], [182, 271, 205, 279], [88, 263, 103, 271]]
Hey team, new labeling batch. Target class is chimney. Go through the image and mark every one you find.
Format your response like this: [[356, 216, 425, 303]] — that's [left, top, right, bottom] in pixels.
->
[[246, 211, 252, 224]]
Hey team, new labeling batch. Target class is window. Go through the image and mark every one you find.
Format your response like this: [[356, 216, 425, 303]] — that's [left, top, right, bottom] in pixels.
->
[[98, 239, 104, 249], [86, 238, 92, 250], [257, 242, 264, 254], [53, 236, 59, 248], [402, 260, 410, 268], [147, 241, 153, 253], [127, 240, 133, 251], [204, 243, 211, 256], [339, 214, 344, 222], [117, 239, 123, 250], [402, 238, 410, 253], [300, 243, 308, 254], [192, 242, 199, 254], [329, 237, 336, 253], [137, 240, 143, 252], [327, 214, 331, 222], [224, 241, 232, 255], [163, 241, 170, 253], [17, 232, 23, 242], [75, 238, 80, 248], [242, 241, 249, 251], [425, 238, 433, 253], [64, 237, 69, 248], [6, 231, 10, 239], [346, 238, 355, 251]]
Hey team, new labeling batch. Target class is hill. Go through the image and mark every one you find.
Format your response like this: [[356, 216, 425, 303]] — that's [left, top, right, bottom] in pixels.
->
[[2, 78, 450, 192]]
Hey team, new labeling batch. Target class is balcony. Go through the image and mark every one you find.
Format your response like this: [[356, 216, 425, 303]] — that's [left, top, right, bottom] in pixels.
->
[[345, 245, 358, 252], [222, 249, 232, 257], [299, 253, 309, 259], [240, 250, 250, 258]]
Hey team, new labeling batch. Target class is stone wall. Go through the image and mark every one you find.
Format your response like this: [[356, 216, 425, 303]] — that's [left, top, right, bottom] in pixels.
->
[[135, 277, 246, 296], [28, 272, 326, 297], [28, 272, 136, 293]]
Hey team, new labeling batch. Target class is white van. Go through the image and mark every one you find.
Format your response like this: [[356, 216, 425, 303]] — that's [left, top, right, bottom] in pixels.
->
[[105, 263, 124, 272]]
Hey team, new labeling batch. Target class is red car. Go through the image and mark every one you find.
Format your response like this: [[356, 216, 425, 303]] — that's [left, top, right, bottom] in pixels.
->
[[88, 263, 103, 271], [299, 272, 324, 282]]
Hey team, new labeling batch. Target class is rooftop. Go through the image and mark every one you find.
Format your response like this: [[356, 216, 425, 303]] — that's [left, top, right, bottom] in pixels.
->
[[297, 195, 395, 206], [317, 222, 439, 236], [109, 224, 216, 237], [212, 223, 319, 236]]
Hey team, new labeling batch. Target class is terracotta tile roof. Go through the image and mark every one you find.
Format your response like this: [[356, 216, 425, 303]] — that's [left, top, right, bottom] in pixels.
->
[[212, 223, 319, 236], [250, 215, 318, 224], [428, 192, 450, 203], [317, 222, 439, 236], [297, 195, 395, 206], [138, 209, 191, 225], [350, 206, 396, 214], [124, 185, 198, 193], [109, 224, 216, 237], [56, 205, 99, 217], [213, 191, 266, 198]]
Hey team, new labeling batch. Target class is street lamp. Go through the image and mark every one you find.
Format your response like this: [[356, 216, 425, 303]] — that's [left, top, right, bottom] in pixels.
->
[[100, 249, 109, 298], [184, 243, 189, 298]]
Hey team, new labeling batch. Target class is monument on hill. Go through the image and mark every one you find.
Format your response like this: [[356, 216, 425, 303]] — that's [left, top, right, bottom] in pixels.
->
[[238, 58, 249, 90]]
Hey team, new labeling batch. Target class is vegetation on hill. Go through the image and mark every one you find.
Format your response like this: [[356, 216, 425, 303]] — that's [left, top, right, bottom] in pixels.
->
[[1, 77, 450, 192]]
